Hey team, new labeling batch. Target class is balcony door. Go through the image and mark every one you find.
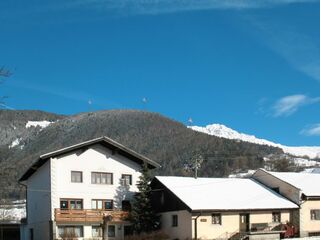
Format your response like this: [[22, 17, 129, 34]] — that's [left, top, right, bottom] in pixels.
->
[[239, 213, 250, 232]]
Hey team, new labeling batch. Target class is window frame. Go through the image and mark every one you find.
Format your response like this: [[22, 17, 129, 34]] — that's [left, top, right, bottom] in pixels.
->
[[91, 172, 113, 185], [212, 213, 222, 225], [92, 226, 102, 238], [91, 199, 114, 210], [108, 225, 116, 237], [311, 210, 320, 221], [58, 226, 84, 238], [172, 214, 178, 227], [121, 174, 132, 185], [71, 171, 83, 183], [272, 212, 281, 223], [60, 199, 83, 210]]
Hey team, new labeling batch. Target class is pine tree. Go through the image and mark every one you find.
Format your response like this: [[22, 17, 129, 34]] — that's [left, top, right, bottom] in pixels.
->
[[130, 163, 159, 234]]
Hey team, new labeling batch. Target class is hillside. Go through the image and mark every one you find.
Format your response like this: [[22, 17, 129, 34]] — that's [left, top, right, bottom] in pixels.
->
[[0, 109, 283, 200]]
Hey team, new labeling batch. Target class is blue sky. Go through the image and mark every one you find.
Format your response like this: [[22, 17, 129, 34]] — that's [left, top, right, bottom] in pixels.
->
[[1, 0, 320, 146]]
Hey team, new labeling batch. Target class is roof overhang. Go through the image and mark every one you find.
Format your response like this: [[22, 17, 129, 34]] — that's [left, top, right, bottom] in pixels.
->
[[19, 136, 160, 182]]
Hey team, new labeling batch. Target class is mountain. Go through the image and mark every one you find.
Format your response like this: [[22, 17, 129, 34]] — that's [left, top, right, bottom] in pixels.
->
[[0, 109, 283, 200], [189, 124, 320, 159]]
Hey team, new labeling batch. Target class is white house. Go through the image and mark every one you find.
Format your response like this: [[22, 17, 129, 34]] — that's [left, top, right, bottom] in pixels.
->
[[151, 176, 298, 240], [252, 169, 320, 237], [19, 137, 160, 240]]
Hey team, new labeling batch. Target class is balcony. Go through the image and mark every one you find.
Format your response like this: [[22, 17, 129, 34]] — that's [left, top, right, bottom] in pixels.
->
[[54, 209, 129, 224]]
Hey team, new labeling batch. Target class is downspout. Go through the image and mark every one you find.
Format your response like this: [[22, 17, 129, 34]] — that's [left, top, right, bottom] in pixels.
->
[[193, 212, 201, 240], [18, 181, 27, 240], [18, 181, 27, 222]]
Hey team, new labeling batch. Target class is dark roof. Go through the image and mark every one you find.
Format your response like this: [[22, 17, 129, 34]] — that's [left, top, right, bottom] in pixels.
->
[[19, 136, 160, 182]]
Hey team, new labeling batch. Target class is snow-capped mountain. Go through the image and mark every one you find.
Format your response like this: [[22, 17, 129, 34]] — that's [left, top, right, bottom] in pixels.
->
[[189, 124, 320, 159]]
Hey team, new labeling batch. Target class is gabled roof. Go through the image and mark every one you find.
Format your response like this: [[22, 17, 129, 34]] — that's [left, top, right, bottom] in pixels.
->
[[261, 169, 320, 197], [19, 136, 160, 182], [155, 176, 298, 211]]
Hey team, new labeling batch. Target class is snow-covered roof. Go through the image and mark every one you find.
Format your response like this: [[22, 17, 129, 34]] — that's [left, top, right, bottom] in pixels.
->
[[267, 171, 320, 196], [155, 176, 298, 211]]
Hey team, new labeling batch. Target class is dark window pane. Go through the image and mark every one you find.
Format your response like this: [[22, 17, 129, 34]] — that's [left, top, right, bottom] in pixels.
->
[[108, 225, 115, 237], [122, 200, 131, 211], [60, 200, 68, 209], [105, 200, 113, 210]]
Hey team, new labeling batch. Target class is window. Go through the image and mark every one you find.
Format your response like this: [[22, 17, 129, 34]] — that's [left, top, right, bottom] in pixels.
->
[[60, 200, 69, 209], [92, 226, 102, 238], [58, 226, 83, 238], [212, 213, 222, 225], [91, 199, 113, 210], [60, 199, 83, 210], [311, 210, 320, 220], [108, 225, 116, 237], [121, 174, 132, 185], [91, 172, 113, 184], [272, 212, 281, 223], [172, 215, 178, 227], [122, 200, 131, 211], [105, 200, 113, 210], [71, 171, 82, 183]]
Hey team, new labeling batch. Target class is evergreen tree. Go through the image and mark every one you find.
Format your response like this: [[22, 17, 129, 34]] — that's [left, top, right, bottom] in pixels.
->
[[130, 163, 159, 234]]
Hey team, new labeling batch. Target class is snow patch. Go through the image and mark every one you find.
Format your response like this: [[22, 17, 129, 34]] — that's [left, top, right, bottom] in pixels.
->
[[9, 138, 21, 149], [189, 124, 320, 159], [26, 120, 52, 129]]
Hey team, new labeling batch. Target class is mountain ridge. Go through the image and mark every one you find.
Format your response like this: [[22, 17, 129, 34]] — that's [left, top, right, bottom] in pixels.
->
[[189, 124, 320, 159]]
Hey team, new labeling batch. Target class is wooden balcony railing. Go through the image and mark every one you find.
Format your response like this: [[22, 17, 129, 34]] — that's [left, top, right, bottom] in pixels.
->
[[55, 209, 129, 223]]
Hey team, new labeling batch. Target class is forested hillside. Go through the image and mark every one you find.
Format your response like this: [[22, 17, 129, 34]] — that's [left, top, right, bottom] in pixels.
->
[[0, 109, 283, 199]]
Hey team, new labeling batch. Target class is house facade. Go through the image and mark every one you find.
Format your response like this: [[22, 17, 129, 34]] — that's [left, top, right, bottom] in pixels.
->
[[19, 137, 159, 240], [252, 169, 320, 237], [151, 176, 298, 240]]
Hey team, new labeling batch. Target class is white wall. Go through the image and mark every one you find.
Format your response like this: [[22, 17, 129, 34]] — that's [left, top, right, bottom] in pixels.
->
[[23, 143, 145, 240], [160, 210, 291, 240], [51, 143, 143, 239], [52, 144, 142, 212], [191, 211, 290, 240], [25, 160, 52, 240]]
